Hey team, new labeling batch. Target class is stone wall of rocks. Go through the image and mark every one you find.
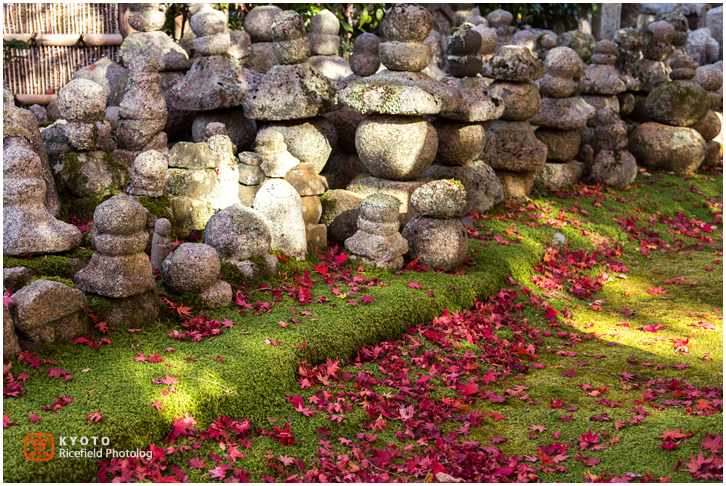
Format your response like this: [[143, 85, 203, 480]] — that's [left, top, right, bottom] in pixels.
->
[[4, 3, 724, 354]]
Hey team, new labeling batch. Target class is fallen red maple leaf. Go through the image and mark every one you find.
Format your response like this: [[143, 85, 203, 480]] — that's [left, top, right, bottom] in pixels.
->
[[87, 411, 103, 423]]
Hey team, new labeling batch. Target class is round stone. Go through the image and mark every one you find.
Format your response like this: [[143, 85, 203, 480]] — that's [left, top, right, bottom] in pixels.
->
[[203, 204, 271, 261], [57, 79, 106, 122], [93, 232, 148, 256], [691, 110, 721, 141], [482, 120, 547, 173], [272, 11, 306, 42], [645, 80, 710, 127], [379, 41, 431, 72], [489, 81, 542, 121], [694, 64, 723, 92], [133, 150, 167, 179], [309, 9, 339, 35], [94, 195, 147, 236], [512, 29, 537, 53], [284, 162, 326, 196], [356, 115, 437, 181], [190, 4, 227, 37], [590, 150, 638, 187], [594, 39, 617, 55], [409, 179, 467, 219], [486, 9, 513, 28], [129, 9, 166, 32], [244, 6, 282, 42], [162, 243, 221, 294], [273, 37, 311, 65], [380, 4, 433, 43], [193, 33, 230, 56], [433, 120, 486, 165], [446, 54, 483, 78], [535, 128, 580, 162], [544, 46, 585, 79], [401, 216, 469, 272], [628, 122, 706, 174], [3, 147, 43, 180], [155, 218, 171, 236]]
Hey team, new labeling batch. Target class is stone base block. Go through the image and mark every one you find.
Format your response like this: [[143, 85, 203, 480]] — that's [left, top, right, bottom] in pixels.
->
[[346, 176, 431, 227], [535, 161, 585, 188]]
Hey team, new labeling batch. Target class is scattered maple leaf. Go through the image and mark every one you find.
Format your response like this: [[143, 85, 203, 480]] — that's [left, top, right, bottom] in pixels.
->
[[407, 281, 423, 290], [28, 413, 41, 424], [3, 414, 13, 428], [87, 411, 103, 423]]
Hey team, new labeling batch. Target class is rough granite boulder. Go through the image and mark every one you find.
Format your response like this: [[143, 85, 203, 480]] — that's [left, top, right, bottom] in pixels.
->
[[11, 279, 88, 343], [628, 122, 706, 174]]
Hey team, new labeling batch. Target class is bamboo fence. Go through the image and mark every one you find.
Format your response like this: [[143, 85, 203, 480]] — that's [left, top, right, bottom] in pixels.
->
[[3, 3, 121, 101]]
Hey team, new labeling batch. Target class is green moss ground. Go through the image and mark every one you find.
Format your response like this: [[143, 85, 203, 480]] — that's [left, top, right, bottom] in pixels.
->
[[3, 171, 722, 482]]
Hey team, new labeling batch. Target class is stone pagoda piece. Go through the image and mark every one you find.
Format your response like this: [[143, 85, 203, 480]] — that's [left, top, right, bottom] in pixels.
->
[[531, 46, 593, 188], [119, 3, 190, 71], [244, 10, 340, 176], [168, 4, 261, 112], [306, 9, 352, 81], [422, 23, 505, 214], [480, 45, 547, 198], [629, 54, 708, 174], [339, 4, 462, 225]]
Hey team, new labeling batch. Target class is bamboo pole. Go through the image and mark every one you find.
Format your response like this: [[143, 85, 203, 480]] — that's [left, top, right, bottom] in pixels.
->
[[3, 33, 123, 47], [15, 94, 57, 105]]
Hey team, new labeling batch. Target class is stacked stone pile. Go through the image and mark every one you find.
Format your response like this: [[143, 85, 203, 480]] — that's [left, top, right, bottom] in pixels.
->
[[531, 46, 593, 188], [480, 45, 547, 198], [115, 56, 168, 166], [612, 28, 643, 119], [487, 9, 515, 51], [3, 146, 81, 256], [237, 151, 266, 206], [245, 10, 339, 178], [151, 218, 172, 270], [629, 54, 708, 174], [632, 21, 675, 93], [577, 40, 627, 167], [662, 11, 689, 62], [340, 4, 461, 225], [401, 180, 469, 272], [5, 102, 62, 217], [119, 3, 190, 71], [127, 150, 168, 197], [306, 9, 353, 81], [244, 5, 282, 74], [165, 133, 240, 236], [590, 108, 638, 187], [319, 33, 377, 191], [162, 243, 232, 308], [693, 65, 723, 166], [422, 23, 504, 213], [45, 79, 128, 220], [74, 195, 159, 326], [168, 4, 261, 150], [285, 163, 328, 249], [344, 194, 408, 270], [57, 78, 114, 153], [465, 15, 498, 63]]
